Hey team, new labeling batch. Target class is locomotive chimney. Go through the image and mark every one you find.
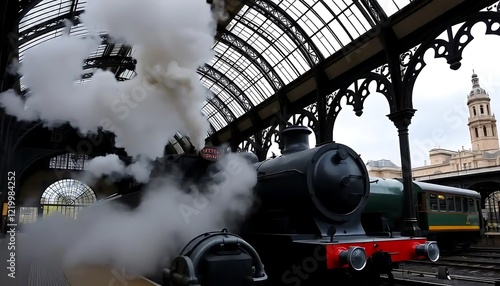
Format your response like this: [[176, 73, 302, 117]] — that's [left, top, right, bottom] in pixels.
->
[[281, 125, 312, 154]]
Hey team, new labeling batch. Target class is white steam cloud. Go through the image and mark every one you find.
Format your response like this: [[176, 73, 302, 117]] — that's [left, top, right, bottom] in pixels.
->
[[18, 153, 257, 275], [78, 154, 153, 184], [4, 0, 257, 278], [0, 0, 216, 162]]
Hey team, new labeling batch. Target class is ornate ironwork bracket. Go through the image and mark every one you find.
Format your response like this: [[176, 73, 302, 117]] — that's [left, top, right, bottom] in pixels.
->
[[401, 11, 500, 108], [325, 70, 396, 140]]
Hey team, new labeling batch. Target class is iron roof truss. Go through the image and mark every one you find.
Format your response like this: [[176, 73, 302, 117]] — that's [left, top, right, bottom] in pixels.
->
[[14, 0, 459, 148], [219, 29, 284, 91]]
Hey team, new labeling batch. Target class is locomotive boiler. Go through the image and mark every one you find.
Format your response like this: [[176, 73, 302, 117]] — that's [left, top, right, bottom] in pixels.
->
[[248, 125, 370, 238]]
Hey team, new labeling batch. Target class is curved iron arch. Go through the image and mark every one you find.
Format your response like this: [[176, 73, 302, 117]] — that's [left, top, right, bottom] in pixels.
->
[[208, 47, 273, 103], [241, 0, 324, 66], [231, 14, 291, 64], [359, 0, 388, 24], [17, 0, 44, 24], [18, 11, 83, 46], [325, 71, 396, 141], [198, 63, 254, 110], [401, 11, 500, 109], [297, 0, 370, 50], [218, 30, 284, 91], [207, 96, 235, 125], [197, 64, 249, 113]]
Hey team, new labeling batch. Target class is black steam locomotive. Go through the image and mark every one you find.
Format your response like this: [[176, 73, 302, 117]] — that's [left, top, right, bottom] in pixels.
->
[[97, 125, 440, 286]]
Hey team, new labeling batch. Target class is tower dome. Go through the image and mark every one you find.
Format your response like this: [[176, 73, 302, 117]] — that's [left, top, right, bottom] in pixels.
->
[[467, 70, 499, 151], [469, 71, 488, 98]]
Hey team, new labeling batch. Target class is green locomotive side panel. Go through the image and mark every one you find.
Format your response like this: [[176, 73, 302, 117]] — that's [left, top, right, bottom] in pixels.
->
[[363, 178, 404, 229]]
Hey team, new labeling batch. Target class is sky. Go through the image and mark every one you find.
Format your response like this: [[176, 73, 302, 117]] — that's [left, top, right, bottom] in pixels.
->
[[334, 30, 500, 168], [265, 27, 500, 168]]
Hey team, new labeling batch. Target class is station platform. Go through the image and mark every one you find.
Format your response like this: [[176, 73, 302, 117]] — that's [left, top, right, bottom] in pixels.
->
[[475, 232, 500, 247], [0, 236, 161, 285], [0, 263, 161, 286], [484, 231, 500, 235]]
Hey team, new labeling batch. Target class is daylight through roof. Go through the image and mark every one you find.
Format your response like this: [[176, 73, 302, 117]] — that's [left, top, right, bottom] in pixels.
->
[[16, 0, 414, 137]]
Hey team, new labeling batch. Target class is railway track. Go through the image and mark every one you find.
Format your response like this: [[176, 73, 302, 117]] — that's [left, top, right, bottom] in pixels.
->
[[387, 269, 500, 285], [468, 246, 500, 253], [408, 258, 500, 270], [387, 277, 450, 285], [396, 250, 500, 285]]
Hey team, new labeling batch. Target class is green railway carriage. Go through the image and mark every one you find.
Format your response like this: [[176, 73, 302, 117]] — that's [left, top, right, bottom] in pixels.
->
[[362, 178, 482, 248], [413, 181, 482, 248]]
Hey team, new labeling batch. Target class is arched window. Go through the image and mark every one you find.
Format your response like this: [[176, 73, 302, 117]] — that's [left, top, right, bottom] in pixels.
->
[[40, 179, 97, 219], [480, 105, 484, 114], [475, 127, 479, 137], [472, 106, 477, 116], [49, 153, 90, 170], [484, 126, 488, 136]]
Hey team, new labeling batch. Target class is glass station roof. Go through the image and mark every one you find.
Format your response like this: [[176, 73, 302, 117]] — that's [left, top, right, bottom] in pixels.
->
[[16, 0, 413, 137]]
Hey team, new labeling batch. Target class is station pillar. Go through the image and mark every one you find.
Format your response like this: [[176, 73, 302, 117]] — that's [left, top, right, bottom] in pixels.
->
[[388, 108, 422, 237]]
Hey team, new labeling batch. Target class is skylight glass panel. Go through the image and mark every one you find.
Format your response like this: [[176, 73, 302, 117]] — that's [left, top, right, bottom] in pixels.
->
[[200, 78, 246, 117], [203, 101, 218, 117], [19, 0, 73, 32], [208, 50, 265, 105], [110, 46, 123, 56], [226, 5, 311, 87], [70, 24, 88, 37], [272, 0, 374, 58], [377, 0, 413, 17], [118, 70, 137, 80], [88, 44, 108, 59], [76, 0, 87, 11], [207, 110, 228, 131], [19, 27, 65, 62]]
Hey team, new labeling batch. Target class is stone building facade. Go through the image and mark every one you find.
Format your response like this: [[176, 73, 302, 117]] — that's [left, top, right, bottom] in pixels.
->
[[367, 72, 500, 179], [366, 72, 500, 229]]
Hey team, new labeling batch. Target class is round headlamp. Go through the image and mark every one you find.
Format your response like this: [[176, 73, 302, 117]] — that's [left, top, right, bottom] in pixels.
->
[[415, 241, 440, 262], [339, 246, 367, 271]]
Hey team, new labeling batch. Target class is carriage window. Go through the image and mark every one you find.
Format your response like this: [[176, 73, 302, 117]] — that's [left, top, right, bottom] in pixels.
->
[[469, 198, 475, 212], [429, 194, 438, 211], [438, 195, 446, 211], [462, 198, 468, 212], [446, 196, 455, 211], [455, 197, 462, 212]]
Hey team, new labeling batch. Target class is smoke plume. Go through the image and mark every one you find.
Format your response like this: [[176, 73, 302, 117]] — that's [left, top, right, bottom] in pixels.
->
[[78, 154, 153, 184], [0, 0, 216, 161], [4, 0, 257, 278], [18, 153, 257, 275]]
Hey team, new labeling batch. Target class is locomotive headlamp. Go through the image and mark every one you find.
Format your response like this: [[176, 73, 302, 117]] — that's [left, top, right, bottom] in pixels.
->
[[415, 241, 440, 262], [339, 246, 367, 271]]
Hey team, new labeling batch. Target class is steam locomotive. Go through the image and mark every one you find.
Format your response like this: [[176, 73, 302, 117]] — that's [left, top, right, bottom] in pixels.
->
[[96, 125, 440, 286]]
